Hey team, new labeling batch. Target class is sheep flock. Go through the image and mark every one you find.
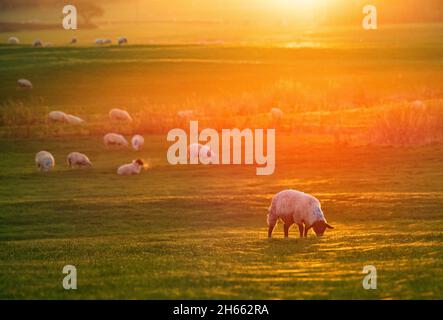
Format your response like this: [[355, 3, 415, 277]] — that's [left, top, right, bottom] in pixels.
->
[[10, 34, 336, 239]]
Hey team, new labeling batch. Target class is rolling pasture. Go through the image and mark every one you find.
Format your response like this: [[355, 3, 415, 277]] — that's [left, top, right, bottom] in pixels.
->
[[0, 24, 443, 299]]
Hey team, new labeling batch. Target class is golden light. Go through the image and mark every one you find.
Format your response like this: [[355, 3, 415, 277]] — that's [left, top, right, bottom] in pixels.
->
[[272, 0, 324, 11]]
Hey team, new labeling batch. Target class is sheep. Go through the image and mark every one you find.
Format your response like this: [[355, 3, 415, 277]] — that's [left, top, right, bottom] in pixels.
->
[[35, 151, 55, 172], [117, 37, 128, 45], [65, 114, 85, 125], [270, 107, 283, 121], [131, 134, 144, 151], [33, 39, 42, 47], [95, 38, 105, 45], [67, 152, 92, 168], [109, 108, 133, 122], [70, 37, 77, 44], [177, 110, 194, 119], [17, 79, 33, 90], [103, 39, 112, 45], [117, 159, 144, 176], [8, 36, 19, 44], [188, 143, 216, 162], [267, 189, 334, 238], [48, 111, 68, 122], [104, 133, 129, 148]]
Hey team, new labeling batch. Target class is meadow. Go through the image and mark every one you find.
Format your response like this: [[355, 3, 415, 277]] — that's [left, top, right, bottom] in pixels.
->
[[0, 24, 443, 299]]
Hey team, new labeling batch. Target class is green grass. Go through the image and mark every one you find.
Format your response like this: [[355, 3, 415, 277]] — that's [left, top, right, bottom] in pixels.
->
[[0, 136, 442, 299], [0, 24, 443, 299]]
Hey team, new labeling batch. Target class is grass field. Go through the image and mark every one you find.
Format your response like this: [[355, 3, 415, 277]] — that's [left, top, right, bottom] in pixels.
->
[[1, 137, 442, 299], [0, 23, 443, 299]]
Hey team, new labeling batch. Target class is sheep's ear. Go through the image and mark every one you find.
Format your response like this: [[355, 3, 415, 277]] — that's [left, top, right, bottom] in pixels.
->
[[325, 222, 334, 229]]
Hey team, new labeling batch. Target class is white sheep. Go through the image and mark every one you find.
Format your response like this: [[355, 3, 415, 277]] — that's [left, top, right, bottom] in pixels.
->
[[131, 134, 144, 151], [267, 189, 334, 238], [35, 151, 55, 172], [104, 133, 129, 148], [177, 110, 194, 119], [8, 36, 19, 44], [17, 79, 33, 90], [48, 111, 68, 122], [109, 108, 133, 122], [65, 114, 85, 125], [95, 38, 105, 45], [67, 152, 92, 168], [270, 107, 283, 121], [103, 39, 112, 45], [33, 39, 42, 47], [117, 159, 144, 176], [188, 143, 216, 162], [117, 37, 128, 45]]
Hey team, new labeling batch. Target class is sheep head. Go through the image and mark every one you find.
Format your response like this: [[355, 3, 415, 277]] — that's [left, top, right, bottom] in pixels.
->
[[311, 220, 334, 236]]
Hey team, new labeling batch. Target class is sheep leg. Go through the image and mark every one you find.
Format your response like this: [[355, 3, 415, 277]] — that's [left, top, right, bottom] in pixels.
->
[[267, 224, 276, 238], [284, 224, 290, 238], [304, 226, 309, 238], [297, 224, 304, 238]]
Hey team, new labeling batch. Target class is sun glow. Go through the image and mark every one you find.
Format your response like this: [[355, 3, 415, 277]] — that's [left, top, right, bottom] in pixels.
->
[[273, 0, 324, 11]]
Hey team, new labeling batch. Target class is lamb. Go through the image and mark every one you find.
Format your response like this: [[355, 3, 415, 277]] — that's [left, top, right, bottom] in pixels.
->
[[267, 189, 334, 238], [65, 114, 85, 125], [8, 36, 19, 44], [131, 134, 144, 151], [188, 143, 216, 162], [270, 107, 283, 121], [104, 133, 129, 148], [17, 79, 33, 90], [109, 108, 133, 122], [33, 39, 42, 47], [117, 159, 144, 176], [67, 152, 92, 168], [117, 37, 128, 45], [48, 111, 68, 122], [35, 151, 55, 172]]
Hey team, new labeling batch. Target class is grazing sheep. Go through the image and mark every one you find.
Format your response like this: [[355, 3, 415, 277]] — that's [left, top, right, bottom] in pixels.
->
[[67, 152, 92, 168], [17, 79, 33, 90], [48, 111, 68, 122], [33, 39, 42, 47], [8, 36, 19, 44], [95, 38, 105, 45], [177, 110, 194, 119], [117, 159, 144, 176], [188, 143, 216, 162], [270, 107, 283, 121], [117, 37, 128, 45], [70, 37, 77, 44], [35, 151, 55, 172], [131, 134, 144, 151], [267, 189, 334, 238], [65, 114, 84, 125], [103, 39, 112, 45], [109, 108, 133, 122], [104, 133, 129, 148]]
